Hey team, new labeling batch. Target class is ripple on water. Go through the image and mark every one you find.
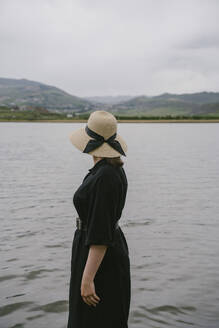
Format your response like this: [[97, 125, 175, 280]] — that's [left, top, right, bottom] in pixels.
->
[[124, 219, 154, 227], [9, 324, 25, 328], [131, 308, 171, 326], [6, 258, 17, 262], [0, 302, 34, 317], [141, 304, 197, 315], [22, 268, 59, 281], [44, 243, 66, 248], [16, 230, 39, 238], [0, 274, 20, 283], [131, 304, 197, 327], [26, 313, 45, 321], [28, 300, 68, 313], [6, 294, 26, 299]]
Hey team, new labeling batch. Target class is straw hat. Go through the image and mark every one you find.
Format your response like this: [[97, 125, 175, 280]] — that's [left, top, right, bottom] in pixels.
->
[[68, 110, 127, 158]]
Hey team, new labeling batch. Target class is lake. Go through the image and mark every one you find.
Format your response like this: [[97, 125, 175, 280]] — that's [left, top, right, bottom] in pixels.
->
[[0, 122, 219, 328]]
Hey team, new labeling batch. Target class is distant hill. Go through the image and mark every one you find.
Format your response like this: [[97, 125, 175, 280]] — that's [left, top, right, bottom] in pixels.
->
[[85, 95, 134, 105], [1, 77, 219, 116], [112, 92, 219, 116], [150, 92, 219, 104], [0, 77, 93, 111]]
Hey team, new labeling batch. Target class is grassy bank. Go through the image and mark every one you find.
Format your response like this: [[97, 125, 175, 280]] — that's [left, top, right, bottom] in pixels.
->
[[1, 119, 219, 123], [1, 106, 219, 123]]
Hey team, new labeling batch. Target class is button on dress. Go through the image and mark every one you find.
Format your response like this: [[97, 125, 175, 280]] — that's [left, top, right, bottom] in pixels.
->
[[67, 158, 131, 328]]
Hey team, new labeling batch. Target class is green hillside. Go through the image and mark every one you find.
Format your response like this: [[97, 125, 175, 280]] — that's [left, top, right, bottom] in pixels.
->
[[1, 77, 219, 117], [0, 77, 93, 111], [112, 92, 219, 116]]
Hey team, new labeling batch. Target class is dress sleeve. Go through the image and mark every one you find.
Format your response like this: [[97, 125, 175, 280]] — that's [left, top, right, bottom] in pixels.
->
[[84, 173, 118, 248]]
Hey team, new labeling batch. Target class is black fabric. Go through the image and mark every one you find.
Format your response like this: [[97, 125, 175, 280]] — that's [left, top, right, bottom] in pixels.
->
[[67, 158, 131, 328], [82, 125, 126, 156]]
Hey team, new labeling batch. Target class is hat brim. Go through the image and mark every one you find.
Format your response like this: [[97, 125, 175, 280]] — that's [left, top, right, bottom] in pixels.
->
[[69, 126, 127, 157]]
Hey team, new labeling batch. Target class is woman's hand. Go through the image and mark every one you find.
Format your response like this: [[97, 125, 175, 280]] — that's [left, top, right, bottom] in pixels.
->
[[81, 245, 107, 306], [81, 278, 101, 307]]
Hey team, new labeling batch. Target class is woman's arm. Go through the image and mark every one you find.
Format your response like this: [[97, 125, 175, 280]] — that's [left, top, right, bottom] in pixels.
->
[[81, 245, 107, 306]]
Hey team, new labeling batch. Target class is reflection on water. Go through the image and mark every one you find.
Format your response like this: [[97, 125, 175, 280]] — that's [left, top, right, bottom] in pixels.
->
[[1, 122, 219, 328]]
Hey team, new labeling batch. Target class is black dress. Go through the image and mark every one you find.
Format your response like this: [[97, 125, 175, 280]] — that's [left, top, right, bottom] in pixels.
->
[[67, 158, 131, 328]]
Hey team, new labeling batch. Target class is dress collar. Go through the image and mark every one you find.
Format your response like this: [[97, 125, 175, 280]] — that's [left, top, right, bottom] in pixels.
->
[[88, 158, 107, 174]]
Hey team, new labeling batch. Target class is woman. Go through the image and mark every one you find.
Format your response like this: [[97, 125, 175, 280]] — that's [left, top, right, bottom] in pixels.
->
[[67, 110, 131, 328]]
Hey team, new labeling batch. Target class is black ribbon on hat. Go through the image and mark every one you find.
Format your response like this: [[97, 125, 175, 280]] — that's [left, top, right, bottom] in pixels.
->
[[83, 125, 126, 156]]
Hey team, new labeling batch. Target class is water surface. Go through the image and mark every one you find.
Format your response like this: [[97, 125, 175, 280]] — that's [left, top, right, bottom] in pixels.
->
[[1, 122, 219, 328]]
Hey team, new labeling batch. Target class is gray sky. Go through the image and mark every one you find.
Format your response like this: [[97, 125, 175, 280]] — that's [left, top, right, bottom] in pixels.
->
[[1, 0, 219, 97]]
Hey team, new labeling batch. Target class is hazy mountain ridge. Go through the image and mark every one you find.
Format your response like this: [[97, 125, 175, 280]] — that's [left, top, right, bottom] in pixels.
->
[[0, 77, 93, 111], [112, 92, 219, 116], [85, 95, 134, 105], [0, 77, 219, 116]]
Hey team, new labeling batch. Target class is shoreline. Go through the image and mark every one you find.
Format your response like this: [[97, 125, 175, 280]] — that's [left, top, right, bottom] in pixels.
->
[[1, 119, 219, 123]]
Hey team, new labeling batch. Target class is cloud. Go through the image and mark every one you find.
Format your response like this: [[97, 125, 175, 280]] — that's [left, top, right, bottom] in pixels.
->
[[0, 0, 219, 96]]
